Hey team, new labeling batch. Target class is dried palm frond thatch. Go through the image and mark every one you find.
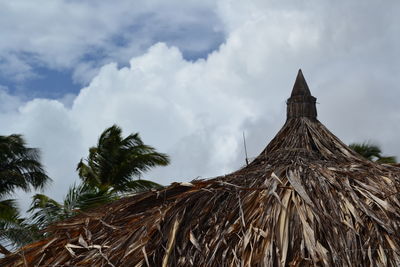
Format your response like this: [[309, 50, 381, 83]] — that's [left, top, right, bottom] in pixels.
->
[[2, 70, 400, 266]]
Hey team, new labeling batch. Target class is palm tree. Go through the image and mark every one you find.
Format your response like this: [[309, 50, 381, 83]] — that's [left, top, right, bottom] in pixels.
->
[[28, 126, 169, 232], [0, 134, 51, 253], [349, 142, 397, 163], [28, 183, 117, 230], [77, 125, 169, 192], [0, 135, 50, 195], [0, 206, 40, 254]]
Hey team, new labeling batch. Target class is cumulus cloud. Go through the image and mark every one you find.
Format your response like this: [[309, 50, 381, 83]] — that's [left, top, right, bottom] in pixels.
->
[[1, 0, 400, 210]]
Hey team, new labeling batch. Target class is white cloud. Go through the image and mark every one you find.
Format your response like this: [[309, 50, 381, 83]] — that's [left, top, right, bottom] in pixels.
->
[[1, 0, 400, 211]]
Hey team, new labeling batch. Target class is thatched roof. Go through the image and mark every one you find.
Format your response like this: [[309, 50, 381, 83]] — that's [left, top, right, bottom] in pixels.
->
[[2, 70, 400, 266]]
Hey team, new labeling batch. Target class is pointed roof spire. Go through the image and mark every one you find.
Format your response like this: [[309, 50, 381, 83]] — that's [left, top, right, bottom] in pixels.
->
[[287, 69, 317, 120], [291, 69, 311, 97]]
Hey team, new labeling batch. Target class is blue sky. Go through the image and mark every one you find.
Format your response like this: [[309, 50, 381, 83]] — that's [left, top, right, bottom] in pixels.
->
[[0, 67, 78, 100], [0, 2, 224, 100], [1, 0, 400, 208], [0, 27, 224, 100]]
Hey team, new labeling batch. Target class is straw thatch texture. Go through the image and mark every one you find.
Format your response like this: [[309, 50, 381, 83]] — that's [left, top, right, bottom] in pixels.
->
[[2, 71, 400, 266], [2, 116, 400, 266]]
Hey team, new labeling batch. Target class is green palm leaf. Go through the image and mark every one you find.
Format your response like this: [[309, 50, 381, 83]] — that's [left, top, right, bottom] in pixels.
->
[[0, 134, 51, 196], [0, 134, 50, 252], [349, 142, 397, 163], [77, 125, 169, 192]]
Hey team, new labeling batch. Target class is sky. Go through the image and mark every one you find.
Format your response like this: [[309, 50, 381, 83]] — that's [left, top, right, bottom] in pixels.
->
[[1, 0, 400, 210]]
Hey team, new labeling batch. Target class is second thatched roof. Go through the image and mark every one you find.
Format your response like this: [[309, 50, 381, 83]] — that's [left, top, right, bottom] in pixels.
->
[[2, 70, 400, 266]]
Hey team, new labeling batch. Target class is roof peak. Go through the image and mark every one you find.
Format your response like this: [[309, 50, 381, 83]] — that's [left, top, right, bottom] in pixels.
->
[[291, 69, 311, 97], [287, 70, 317, 120]]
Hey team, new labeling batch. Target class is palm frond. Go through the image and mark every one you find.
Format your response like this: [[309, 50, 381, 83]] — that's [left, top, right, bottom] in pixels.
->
[[0, 219, 40, 249], [63, 183, 117, 211], [113, 179, 164, 193], [0, 199, 40, 250], [350, 142, 397, 163], [0, 199, 19, 221], [349, 142, 381, 160], [28, 194, 63, 229], [77, 125, 169, 192], [0, 134, 51, 196], [377, 156, 397, 164]]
